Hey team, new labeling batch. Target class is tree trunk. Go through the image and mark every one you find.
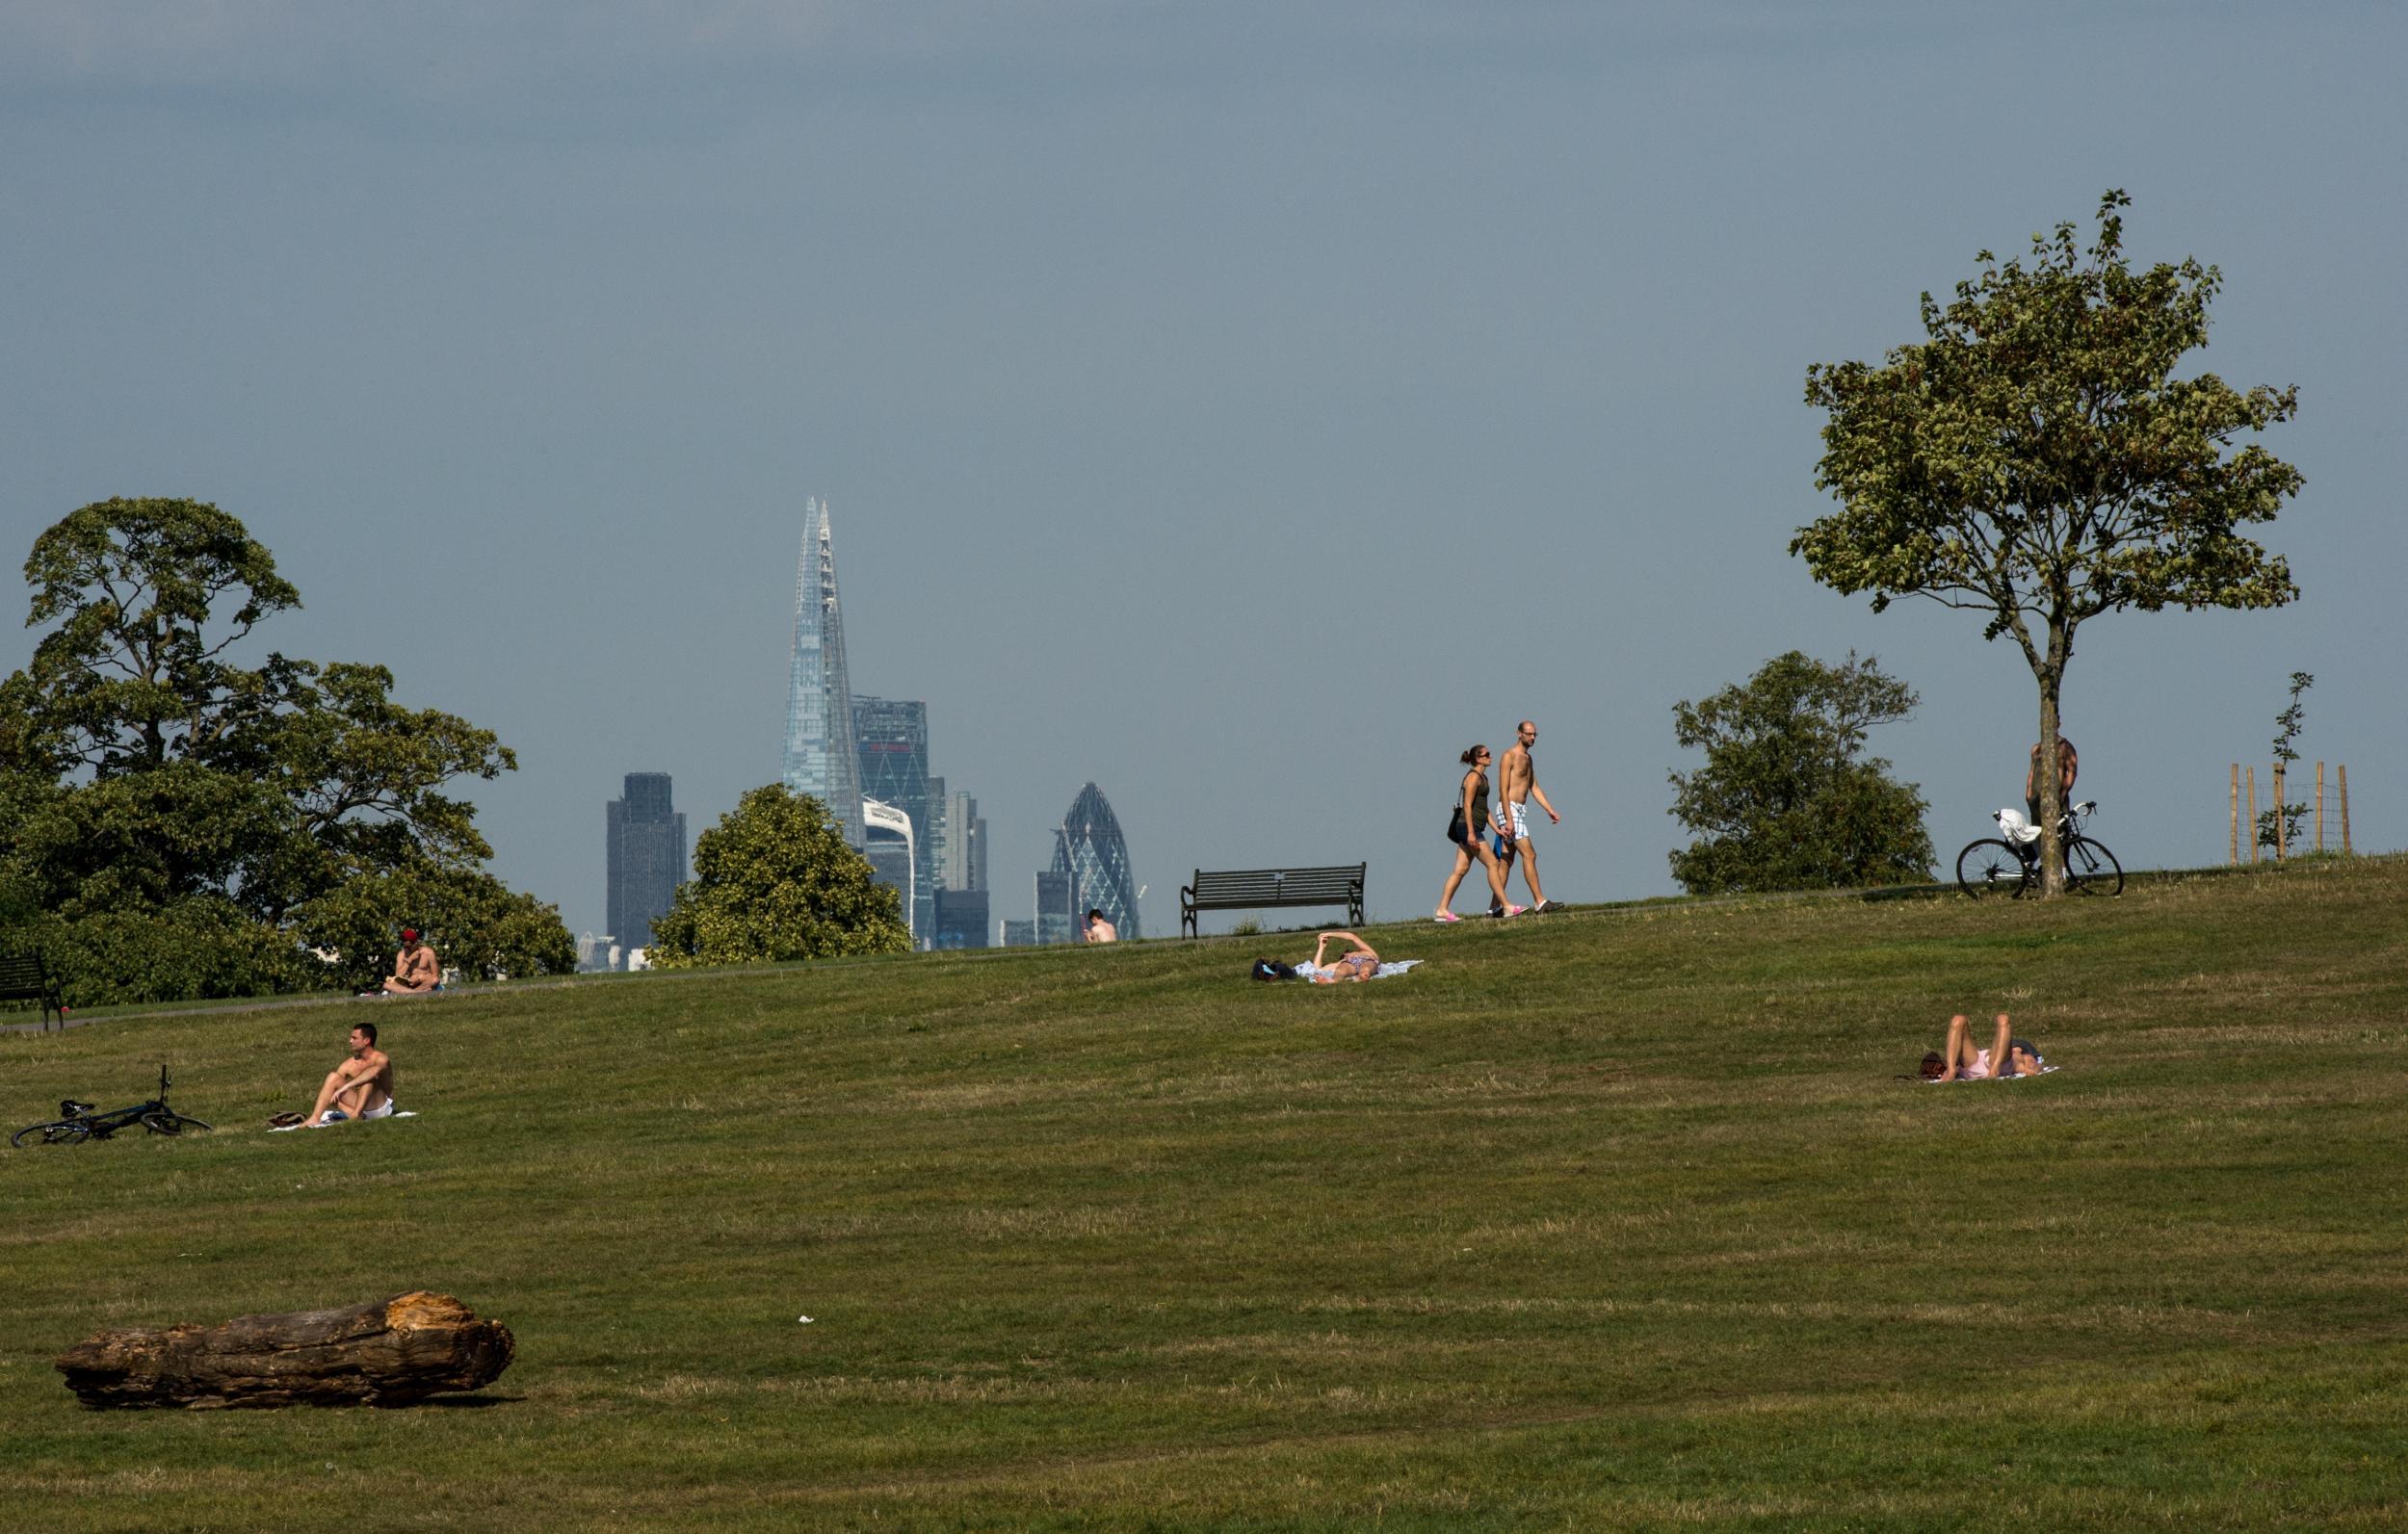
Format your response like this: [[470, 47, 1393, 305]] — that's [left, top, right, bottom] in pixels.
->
[[2035, 624, 2071, 897], [55, 1290, 513, 1409]]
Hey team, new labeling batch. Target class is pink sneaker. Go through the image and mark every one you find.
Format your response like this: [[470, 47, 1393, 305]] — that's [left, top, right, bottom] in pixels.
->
[[1504, 903, 1528, 918], [1433, 910, 1462, 923]]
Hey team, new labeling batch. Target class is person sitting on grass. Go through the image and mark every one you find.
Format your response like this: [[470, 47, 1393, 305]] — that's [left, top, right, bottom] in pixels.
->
[[1926, 1013, 2047, 1081], [301, 1022, 397, 1127], [372, 927, 441, 996]]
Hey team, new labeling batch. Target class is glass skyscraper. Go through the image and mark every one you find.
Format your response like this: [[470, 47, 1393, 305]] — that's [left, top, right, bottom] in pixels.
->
[[854, 695, 932, 938], [1050, 782, 1140, 939], [779, 498, 865, 848], [606, 772, 686, 952]]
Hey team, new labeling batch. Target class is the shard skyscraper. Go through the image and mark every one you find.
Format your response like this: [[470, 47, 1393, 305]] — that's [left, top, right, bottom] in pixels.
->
[[780, 498, 866, 848]]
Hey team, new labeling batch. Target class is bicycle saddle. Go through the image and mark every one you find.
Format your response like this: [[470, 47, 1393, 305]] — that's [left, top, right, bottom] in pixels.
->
[[61, 1099, 95, 1118]]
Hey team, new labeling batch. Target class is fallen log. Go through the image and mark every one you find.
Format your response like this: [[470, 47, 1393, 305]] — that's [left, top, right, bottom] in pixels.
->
[[56, 1290, 514, 1409]]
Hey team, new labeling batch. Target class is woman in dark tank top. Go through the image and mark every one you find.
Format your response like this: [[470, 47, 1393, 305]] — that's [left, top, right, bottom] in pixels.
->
[[1437, 744, 1518, 921]]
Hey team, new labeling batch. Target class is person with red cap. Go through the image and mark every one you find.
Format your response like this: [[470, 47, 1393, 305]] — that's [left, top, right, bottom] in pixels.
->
[[379, 926, 441, 996]]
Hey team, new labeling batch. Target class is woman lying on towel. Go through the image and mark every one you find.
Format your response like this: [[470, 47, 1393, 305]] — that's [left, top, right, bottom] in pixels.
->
[[1253, 931, 1382, 984], [1924, 1012, 2047, 1081]]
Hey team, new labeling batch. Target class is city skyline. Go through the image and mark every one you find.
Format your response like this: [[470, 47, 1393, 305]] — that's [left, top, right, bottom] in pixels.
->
[[7, 8, 2398, 940]]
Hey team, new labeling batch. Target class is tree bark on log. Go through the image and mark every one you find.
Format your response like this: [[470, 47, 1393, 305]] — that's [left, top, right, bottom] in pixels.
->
[[56, 1290, 513, 1409]]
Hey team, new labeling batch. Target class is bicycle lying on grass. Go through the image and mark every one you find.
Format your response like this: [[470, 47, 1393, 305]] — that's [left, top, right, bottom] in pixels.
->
[[12, 1063, 212, 1148], [1955, 800, 2124, 898]]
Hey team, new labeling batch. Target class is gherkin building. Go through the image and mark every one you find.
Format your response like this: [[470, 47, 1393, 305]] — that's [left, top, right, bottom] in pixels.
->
[[1052, 782, 1139, 939]]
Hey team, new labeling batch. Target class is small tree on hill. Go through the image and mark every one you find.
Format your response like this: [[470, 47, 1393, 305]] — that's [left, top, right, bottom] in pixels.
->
[[1794, 192, 2303, 894], [646, 785, 910, 967], [1667, 651, 1933, 896], [2257, 669, 2314, 855]]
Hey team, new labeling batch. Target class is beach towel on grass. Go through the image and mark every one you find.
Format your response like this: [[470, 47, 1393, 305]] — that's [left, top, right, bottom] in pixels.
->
[[1294, 959, 1423, 981], [270, 1110, 419, 1131], [1922, 1066, 2058, 1084]]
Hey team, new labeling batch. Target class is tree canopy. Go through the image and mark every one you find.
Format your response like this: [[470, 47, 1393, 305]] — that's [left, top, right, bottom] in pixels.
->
[[646, 785, 911, 968], [1793, 192, 2301, 892], [1667, 651, 1933, 897], [0, 497, 572, 1001]]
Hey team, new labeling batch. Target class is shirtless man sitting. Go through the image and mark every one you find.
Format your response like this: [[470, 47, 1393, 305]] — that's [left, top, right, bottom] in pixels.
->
[[301, 1022, 397, 1127], [1084, 908, 1117, 944], [379, 927, 440, 996]]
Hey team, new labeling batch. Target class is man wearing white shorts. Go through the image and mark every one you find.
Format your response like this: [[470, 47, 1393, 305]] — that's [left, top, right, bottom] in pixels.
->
[[1499, 719, 1563, 913], [302, 1022, 397, 1127]]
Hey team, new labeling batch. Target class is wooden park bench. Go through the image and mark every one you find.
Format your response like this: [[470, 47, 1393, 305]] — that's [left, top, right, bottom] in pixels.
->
[[0, 949, 65, 1030], [1180, 863, 1366, 939]]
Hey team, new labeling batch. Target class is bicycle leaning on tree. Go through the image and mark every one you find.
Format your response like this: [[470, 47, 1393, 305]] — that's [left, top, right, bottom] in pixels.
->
[[1955, 800, 2124, 898], [12, 1063, 212, 1148]]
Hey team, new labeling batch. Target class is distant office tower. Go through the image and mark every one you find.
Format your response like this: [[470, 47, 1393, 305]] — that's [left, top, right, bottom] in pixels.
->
[[1051, 782, 1140, 939], [862, 797, 916, 938], [780, 498, 865, 848], [933, 888, 989, 949], [1034, 869, 1076, 945], [854, 696, 932, 936], [1002, 919, 1036, 948], [925, 772, 948, 887], [607, 772, 687, 951], [930, 783, 987, 894]]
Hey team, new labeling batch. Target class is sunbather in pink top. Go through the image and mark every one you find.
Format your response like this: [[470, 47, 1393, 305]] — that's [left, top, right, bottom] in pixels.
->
[[1934, 1014, 2045, 1082]]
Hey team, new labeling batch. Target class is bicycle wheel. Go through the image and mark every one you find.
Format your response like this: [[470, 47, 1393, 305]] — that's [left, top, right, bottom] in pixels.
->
[[141, 1110, 211, 1135], [13, 1120, 92, 1148], [2065, 836, 2124, 897], [1955, 839, 2030, 898]]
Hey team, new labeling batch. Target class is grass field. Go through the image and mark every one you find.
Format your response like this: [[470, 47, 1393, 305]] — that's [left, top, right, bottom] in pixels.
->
[[5, 857, 2406, 1530]]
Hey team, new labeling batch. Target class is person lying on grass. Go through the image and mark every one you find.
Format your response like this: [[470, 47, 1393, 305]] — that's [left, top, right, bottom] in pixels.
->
[[1253, 932, 1391, 983], [1925, 1013, 2046, 1081], [1307, 930, 1382, 982], [299, 1022, 397, 1126]]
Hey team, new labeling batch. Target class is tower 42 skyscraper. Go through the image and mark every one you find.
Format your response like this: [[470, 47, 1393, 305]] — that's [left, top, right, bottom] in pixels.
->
[[780, 498, 865, 847]]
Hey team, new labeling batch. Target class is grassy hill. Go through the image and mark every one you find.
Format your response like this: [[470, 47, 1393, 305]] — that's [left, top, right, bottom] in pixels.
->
[[6, 857, 2406, 1530]]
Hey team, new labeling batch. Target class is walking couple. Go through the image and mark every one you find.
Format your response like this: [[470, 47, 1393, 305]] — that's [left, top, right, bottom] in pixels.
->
[[1437, 719, 1562, 922]]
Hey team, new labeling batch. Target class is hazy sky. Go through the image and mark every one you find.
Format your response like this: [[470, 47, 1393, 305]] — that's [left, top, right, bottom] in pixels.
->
[[6, 2, 2401, 938]]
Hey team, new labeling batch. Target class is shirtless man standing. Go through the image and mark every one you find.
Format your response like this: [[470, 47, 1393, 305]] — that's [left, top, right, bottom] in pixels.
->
[[1498, 719, 1563, 914], [301, 1022, 396, 1127], [380, 927, 440, 996]]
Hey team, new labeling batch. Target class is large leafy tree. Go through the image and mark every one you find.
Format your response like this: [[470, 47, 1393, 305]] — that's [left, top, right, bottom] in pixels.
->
[[1794, 193, 2302, 893], [647, 785, 910, 968], [0, 497, 573, 1001], [1667, 651, 1933, 896]]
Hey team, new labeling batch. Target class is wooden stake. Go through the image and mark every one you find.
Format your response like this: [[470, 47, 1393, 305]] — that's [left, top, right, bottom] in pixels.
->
[[2230, 764, 2240, 865], [2247, 767, 2258, 865], [2340, 764, 2351, 855], [2274, 763, 2287, 861], [2316, 761, 2325, 852]]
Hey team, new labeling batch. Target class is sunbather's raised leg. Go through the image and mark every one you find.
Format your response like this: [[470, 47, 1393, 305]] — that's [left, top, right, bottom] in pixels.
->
[[1939, 1015, 1974, 1081]]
